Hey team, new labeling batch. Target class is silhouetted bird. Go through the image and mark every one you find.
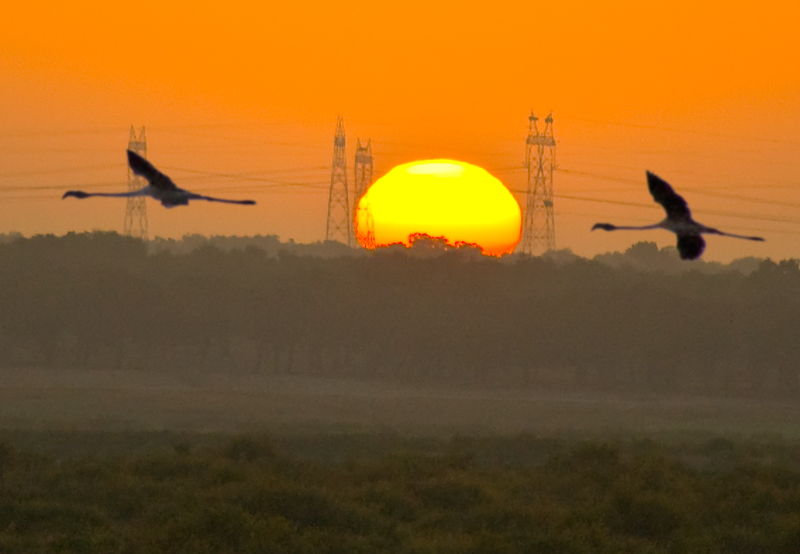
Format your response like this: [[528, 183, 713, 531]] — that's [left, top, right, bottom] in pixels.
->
[[63, 150, 256, 208], [592, 171, 764, 260]]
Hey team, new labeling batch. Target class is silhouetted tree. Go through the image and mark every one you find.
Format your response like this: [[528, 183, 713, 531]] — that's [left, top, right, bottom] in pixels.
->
[[1, 232, 796, 399]]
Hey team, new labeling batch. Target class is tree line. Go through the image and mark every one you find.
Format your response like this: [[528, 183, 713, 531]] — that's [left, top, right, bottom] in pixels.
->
[[1, 232, 798, 398]]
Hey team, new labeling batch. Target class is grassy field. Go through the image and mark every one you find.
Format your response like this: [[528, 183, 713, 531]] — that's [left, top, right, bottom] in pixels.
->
[[1, 431, 800, 553], [3, 368, 800, 553]]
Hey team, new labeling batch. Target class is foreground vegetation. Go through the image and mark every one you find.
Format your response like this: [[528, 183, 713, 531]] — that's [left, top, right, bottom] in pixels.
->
[[1, 432, 800, 553]]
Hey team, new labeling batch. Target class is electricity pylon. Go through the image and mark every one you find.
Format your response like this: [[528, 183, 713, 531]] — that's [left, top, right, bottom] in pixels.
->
[[124, 126, 148, 240], [520, 111, 556, 254], [352, 138, 373, 247], [357, 199, 377, 250], [325, 116, 351, 244]]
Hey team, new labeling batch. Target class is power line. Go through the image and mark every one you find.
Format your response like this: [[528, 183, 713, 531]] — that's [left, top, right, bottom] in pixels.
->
[[0, 182, 125, 193], [552, 208, 800, 236], [0, 164, 120, 178], [555, 166, 800, 207], [161, 165, 328, 183], [545, 192, 800, 227], [155, 128, 330, 147], [686, 189, 800, 210], [0, 176, 331, 194], [557, 115, 800, 147], [558, 166, 800, 190], [0, 127, 123, 139]]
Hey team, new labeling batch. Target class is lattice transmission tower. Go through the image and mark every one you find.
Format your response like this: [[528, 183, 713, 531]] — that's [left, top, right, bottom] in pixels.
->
[[124, 126, 149, 240], [356, 199, 376, 249], [352, 138, 373, 248], [520, 111, 556, 254], [325, 116, 351, 244]]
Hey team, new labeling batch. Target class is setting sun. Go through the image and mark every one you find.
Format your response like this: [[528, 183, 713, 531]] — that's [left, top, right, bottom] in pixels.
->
[[354, 160, 521, 255]]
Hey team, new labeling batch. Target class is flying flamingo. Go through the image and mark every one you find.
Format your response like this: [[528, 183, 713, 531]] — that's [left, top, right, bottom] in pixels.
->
[[591, 171, 764, 260], [63, 150, 256, 208]]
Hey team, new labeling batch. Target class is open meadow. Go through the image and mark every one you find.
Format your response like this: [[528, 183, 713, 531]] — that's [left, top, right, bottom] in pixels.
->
[[2, 371, 800, 554], [3, 366, 800, 440]]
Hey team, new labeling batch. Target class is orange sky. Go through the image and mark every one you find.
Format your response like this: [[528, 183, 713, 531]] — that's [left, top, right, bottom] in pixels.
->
[[1, 1, 798, 261]]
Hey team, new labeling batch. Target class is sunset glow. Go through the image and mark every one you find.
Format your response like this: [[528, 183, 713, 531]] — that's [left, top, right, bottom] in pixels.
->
[[0, 1, 798, 261], [355, 160, 521, 255]]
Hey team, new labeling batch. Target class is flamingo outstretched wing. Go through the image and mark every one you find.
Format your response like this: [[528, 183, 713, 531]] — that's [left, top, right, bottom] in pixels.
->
[[127, 150, 178, 191], [647, 171, 691, 221], [186, 193, 256, 205]]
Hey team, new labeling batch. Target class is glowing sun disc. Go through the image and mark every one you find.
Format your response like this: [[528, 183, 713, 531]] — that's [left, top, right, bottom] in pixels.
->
[[355, 159, 522, 255]]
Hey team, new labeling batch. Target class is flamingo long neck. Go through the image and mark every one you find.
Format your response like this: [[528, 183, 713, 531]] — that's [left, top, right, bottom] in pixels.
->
[[86, 188, 150, 198], [610, 223, 663, 231]]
